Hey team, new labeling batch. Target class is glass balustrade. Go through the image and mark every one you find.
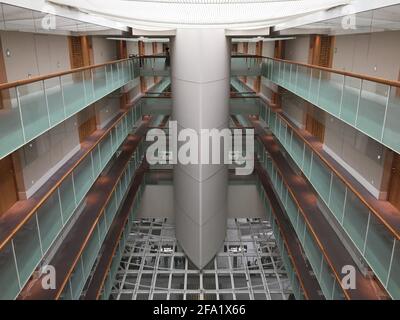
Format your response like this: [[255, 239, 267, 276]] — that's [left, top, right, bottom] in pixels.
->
[[60, 147, 145, 300], [0, 104, 144, 300], [262, 58, 400, 155], [255, 178, 305, 300], [139, 57, 169, 77], [0, 59, 138, 160], [230, 97, 261, 115], [231, 56, 262, 77], [140, 97, 172, 116], [97, 182, 145, 300], [258, 102, 400, 299], [255, 142, 345, 300]]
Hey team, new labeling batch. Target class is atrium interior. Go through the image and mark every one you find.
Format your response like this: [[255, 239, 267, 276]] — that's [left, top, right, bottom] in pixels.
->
[[0, 0, 399, 301]]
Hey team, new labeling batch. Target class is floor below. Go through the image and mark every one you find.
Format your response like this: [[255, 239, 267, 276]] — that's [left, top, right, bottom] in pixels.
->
[[109, 218, 293, 300]]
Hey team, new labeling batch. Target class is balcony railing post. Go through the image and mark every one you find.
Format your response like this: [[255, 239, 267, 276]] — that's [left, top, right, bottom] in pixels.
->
[[91, 68, 96, 100], [385, 239, 397, 289], [42, 80, 51, 127], [11, 239, 22, 291], [354, 79, 363, 127], [338, 75, 346, 118], [15, 86, 26, 143], [380, 85, 391, 142]]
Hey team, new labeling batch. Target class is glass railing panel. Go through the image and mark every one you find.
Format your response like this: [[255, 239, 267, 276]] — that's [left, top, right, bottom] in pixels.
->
[[105, 193, 118, 225], [93, 66, 108, 99], [364, 216, 394, 286], [81, 226, 100, 278], [320, 259, 335, 300], [357, 80, 388, 141], [59, 175, 77, 222], [382, 85, 400, 152], [0, 243, 21, 299], [264, 58, 400, 155], [98, 214, 107, 243], [18, 81, 49, 141], [286, 194, 298, 226], [105, 64, 114, 91], [61, 72, 86, 117], [332, 280, 345, 300], [342, 191, 370, 252], [309, 69, 320, 105], [92, 145, 102, 177], [44, 77, 65, 126], [303, 227, 323, 278], [340, 76, 361, 126], [60, 144, 145, 300], [290, 134, 304, 167], [99, 132, 113, 164], [287, 64, 297, 92], [73, 155, 94, 205], [281, 62, 291, 87], [387, 240, 400, 299], [295, 65, 311, 98], [328, 175, 347, 221], [302, 148, 312, 177], [318, 72, 344, 117], [0, 87, 24, 156], [12, 217, 42, 287], [69, 259, 85, 300], [309, 156, 332, 204], [36, 191, 63, 253]]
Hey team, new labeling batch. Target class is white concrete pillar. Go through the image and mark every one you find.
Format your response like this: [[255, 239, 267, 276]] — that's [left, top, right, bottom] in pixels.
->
[[171, 29, 230, 269]]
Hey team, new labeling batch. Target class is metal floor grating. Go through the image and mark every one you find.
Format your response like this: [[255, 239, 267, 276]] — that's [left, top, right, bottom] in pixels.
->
[[109, 218, 293, 300]]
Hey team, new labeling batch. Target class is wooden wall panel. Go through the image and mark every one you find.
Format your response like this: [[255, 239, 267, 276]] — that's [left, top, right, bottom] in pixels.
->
[[388, 153, 400, 210], [0, 155, 18, 216]]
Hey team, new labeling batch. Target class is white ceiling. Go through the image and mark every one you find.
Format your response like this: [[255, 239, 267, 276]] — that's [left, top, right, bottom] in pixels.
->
[[47, 0, 350, 29], [279, 4, 400, 35]]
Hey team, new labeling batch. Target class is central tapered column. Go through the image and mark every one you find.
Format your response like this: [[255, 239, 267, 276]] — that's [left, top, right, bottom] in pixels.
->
[[171, 29, 230, 269]]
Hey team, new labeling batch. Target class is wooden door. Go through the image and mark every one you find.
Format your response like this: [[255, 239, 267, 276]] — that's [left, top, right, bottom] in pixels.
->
[[68, 36, 93, 69], [78, 105, 97, 143], [388, 153, 400, 210], [0, 155, 18, 216], [0, 37, 9, 109], [232, 43, 238, 54], [305, 106, 325, 143], [117, 40, 128, 60], [309, 35, 335, 68]]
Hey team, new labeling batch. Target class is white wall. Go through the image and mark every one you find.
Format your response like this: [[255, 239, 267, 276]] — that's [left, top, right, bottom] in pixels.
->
[[281, 91, 306, 129], [333, 31, 400, 80], [15, 117, 80, 199], [323, 115, 388, 199], [92, 37, 117, 64], [262, 41, 275, 58], [127, 41, 139, 55], [95, 96, 120, 129], [284, 35, 310, 63], [0, 31, 70, 81]]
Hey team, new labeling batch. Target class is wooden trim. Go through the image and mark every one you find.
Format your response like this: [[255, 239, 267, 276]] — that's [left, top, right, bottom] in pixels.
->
[[0, 57, 132, 91], [84, 162, 149, 299], [255, 131, 387, 300], [268, 56, 400, 88], [256, 163, 323, 300], [264, 97, 400, 240], [18, 122, 151, 300], [117, 40, 128, 60], [0, 98, 143, 252]]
